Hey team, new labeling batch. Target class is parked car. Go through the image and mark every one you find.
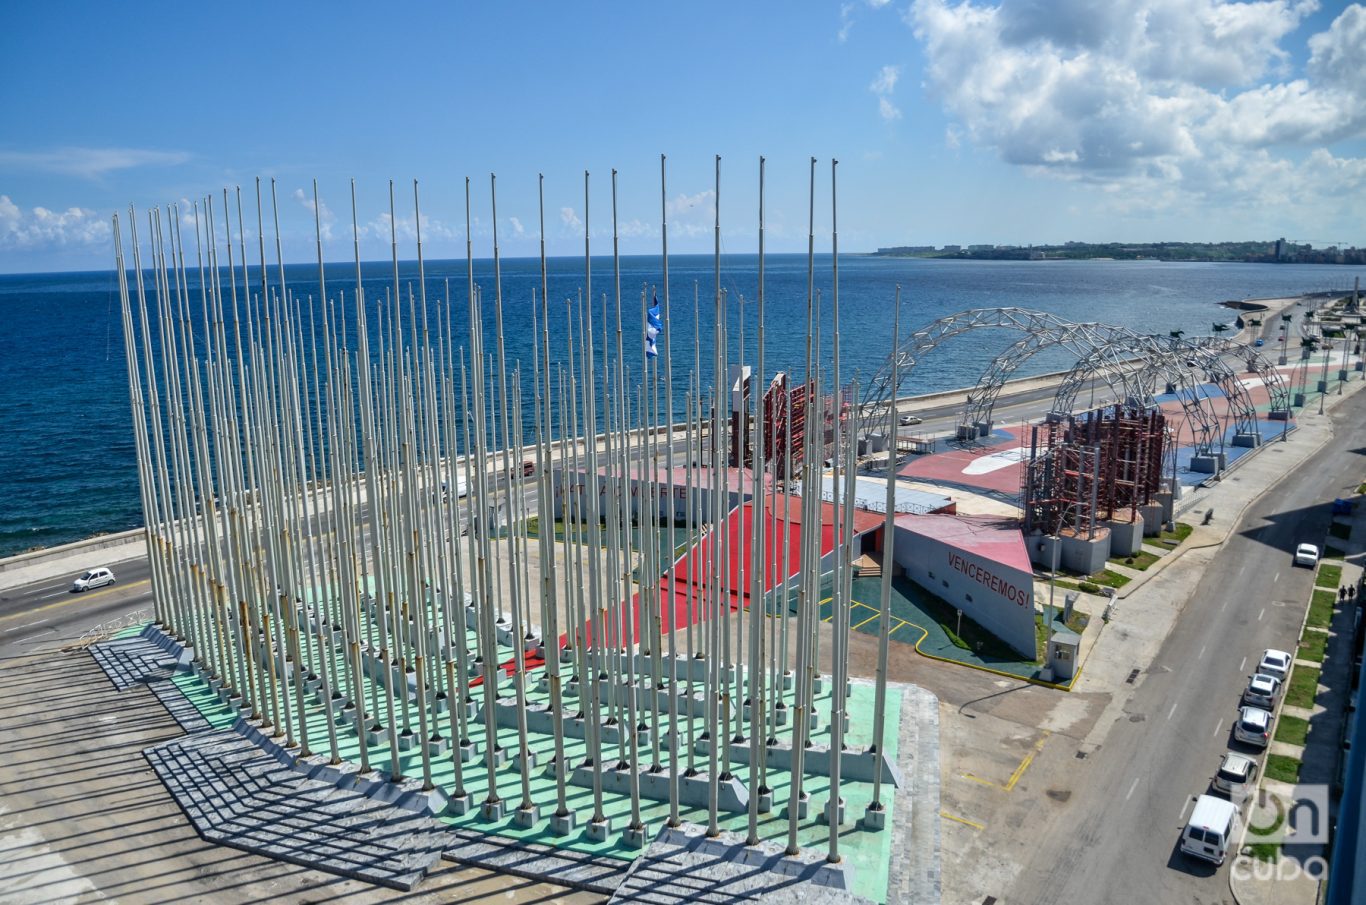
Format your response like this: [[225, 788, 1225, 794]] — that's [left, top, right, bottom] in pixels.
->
[[1243, 673, 1281, 709], [1257, 648, 1293, 680], [71, 567, 116, 592], [1212, 752, 1260, 798], [1182, 794, 1239, 865], [1294, 543, 1320, 567], [1233, 705, 1273, 747]]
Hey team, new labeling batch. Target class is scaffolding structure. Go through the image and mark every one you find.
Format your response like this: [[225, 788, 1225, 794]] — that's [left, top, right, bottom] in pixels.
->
[[1023, 403, 1167, 535]]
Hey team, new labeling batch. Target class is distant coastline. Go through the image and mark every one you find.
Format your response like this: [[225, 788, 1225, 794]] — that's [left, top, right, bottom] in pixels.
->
[[867, 240, 1366, 266]]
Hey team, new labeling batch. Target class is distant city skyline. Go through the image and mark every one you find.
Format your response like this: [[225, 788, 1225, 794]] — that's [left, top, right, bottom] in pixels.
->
[[2, 1, 1364, 273]]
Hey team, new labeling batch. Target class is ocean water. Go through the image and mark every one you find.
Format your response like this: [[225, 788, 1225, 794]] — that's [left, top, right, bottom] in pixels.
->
[[1, 254, 1362, 558]]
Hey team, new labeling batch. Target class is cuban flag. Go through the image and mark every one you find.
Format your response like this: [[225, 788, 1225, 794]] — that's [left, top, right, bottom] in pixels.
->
[[645, 292, 663, 359]]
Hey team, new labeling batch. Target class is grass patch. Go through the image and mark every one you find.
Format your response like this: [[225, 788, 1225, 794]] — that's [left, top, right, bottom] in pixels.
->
[[1357, 481, 1366, 495], [1316, 563, 1343, 589], [1284, 665, 1321, 710], [919, 589, 1034, 662], [1329, 521, 1352, 540], [1245, 842, 1280, 862], [1085, 569, 1131, 589], [1307, 590, 1337, 629], [1160, 522, 1194, 544], [1298, 631, 1328, 663], [1265, 754, 1303, 784], [1108, 550, 1160, 571], [1275, 714, 1310, 747]]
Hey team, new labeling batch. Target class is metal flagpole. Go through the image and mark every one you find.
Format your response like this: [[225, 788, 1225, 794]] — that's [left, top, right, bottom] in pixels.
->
[[869, 286, 901, 822]]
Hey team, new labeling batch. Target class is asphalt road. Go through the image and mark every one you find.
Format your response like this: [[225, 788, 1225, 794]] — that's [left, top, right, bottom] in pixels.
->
[[1009, 384, 1365, 904]]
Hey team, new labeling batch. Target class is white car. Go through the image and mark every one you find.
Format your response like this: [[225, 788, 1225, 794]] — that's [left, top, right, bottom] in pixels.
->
[[1294, 543, 1320, 567], [72, 567, 116, 592], [899, 414, 923, 426], [1257, 648, 1293, 680], [1233, 705, 1273, 748], [1243, 673, 1281, 709], [1212, 752, 1260, 798]]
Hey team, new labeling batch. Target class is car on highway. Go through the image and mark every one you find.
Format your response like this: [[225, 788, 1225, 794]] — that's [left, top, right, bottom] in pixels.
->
[[1294, 543, 1320, 567], [1257, 648, 1293, 680], [899, 414, 923, 426], [1254, 338, 1265, 346], [1233, 705, 1273, 747], [1212, 752, 1260, 798], [1243, 673, 1281, 708], [71, 567, 116, 592]]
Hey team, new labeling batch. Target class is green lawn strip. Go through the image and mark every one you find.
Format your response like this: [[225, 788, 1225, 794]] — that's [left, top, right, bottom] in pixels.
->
[[1265, 753, 1302, 784], [1297, 631, 1328, 663], [1245, 842, 1280, 862], [1108, 550, 1160, 571], [1284, 665, 1321, 709], [1316, 563, 1343, 589], [1085, 569, 1131, 589], [1307, 590, 1337, 629], [1328, 521, 1351, 540], [1275, 714, 1309, 747], [1160, 522, 1194, 545]]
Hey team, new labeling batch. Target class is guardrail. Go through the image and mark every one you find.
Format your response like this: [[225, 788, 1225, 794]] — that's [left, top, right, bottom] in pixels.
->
[[63, 607, 153, 652]]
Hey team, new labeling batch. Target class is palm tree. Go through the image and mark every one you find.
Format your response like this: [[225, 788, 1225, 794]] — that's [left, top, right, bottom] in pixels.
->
[[1169, 329, 1185, 339], [1211, 322, 1230, 335]]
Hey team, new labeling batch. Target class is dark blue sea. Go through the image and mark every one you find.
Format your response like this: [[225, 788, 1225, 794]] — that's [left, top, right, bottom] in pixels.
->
[[2, 254, 1362, 558]]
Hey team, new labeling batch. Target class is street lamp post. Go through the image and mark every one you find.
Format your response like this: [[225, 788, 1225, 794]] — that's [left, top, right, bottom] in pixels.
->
[[1319, 338, 1331, 415]]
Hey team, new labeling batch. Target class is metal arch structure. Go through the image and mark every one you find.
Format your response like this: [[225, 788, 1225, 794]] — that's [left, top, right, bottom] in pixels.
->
[[1050, 338, 1228, 454], [1187, 336, 1292, 417], [860, 307, 1126, 440], [959, 321, 1178, 435], [1124, 336, 1276, 447]]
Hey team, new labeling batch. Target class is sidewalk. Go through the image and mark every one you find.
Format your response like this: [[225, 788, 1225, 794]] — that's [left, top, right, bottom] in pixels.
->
[[1230, 486, 1365, 905]]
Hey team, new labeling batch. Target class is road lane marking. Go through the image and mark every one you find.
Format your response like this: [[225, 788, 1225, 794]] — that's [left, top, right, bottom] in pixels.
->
[[1239, 655, 1247, 672], [939, 810, 984, 831], [962, 731, 1051, 792], [1258, 607, 1266, 621], [0, 579, 150, 624], [1168, 700, 1178, 720], [1199, 644, 1207, 659], [1213, 718, 1224, 738], [1221, 599, 1228, 611], [1125, 777, 1140, 801], [1274, 571, 1281, 583]]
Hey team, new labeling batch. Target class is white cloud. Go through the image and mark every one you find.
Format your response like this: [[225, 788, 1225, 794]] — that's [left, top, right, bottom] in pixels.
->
[[870, 64, 903, 121], [507, 216, 525, 238], [906, 0, 1366, 214], [0, 195, 111, 249], [0, 147, 190, 179], [560, 206, 582, 232], [839, 2, 857, 41], [292, 188, 336, 241]]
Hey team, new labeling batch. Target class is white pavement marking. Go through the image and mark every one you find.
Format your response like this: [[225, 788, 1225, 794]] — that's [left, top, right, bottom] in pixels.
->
[[1212, 718, 1224, 738], [1168, 700, 1179, 720], [1258, 607, 1266, 621], [1274, 571, 1281, 583], [1199, 644, 1207, 659], [1240, 655, 1248, 672], [1125, 777, 1140, 801]]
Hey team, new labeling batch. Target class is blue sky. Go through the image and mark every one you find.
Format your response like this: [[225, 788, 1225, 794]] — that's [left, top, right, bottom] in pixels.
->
[[2, 1, 1364, 272]]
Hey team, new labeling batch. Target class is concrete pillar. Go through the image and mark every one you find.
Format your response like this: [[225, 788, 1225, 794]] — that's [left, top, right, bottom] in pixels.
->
[[1060, 528, 1111, 575], [1232, 432, 1261, 448], [1106, 517, 1143, 556], [1140, 502, 1165, 535]]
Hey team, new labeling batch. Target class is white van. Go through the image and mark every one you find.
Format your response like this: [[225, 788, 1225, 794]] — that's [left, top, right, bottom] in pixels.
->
[[1182, 794, 1238, 865]]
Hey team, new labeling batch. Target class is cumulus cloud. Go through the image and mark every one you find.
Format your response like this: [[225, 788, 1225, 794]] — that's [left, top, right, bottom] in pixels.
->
[[292, 188, 335, 241], [907, 0, 1366, 212], [0, 195, 111, 249], [560, 206, 582, 232], [0, 147, 190, 179], [870, 65, 903, 120]]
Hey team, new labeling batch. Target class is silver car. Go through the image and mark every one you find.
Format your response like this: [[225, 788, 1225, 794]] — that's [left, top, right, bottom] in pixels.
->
[[1243, 673, 1281, 709], [72, 567, 116, 592], [1212, 752, 1259, 798], [1233, 705, 1272, 748]]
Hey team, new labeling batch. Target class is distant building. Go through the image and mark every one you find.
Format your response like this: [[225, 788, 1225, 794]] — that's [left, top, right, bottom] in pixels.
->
[[876, 245, 935, 255], [967, 244, 995, 252], [940, 244, 961, 253]]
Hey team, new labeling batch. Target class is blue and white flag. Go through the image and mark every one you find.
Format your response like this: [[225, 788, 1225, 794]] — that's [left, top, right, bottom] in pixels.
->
[[645, 292, 663, 359]]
